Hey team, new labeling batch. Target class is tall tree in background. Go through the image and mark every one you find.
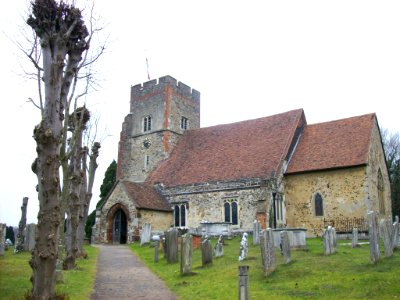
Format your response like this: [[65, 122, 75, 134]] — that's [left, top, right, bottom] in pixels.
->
[[26, 1, 94, 298], [85, 160, 116, 239], [382, 129, 400, 218]]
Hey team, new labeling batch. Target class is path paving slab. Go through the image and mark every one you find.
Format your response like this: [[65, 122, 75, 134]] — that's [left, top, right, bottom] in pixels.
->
[[91, 244, 178, 300]]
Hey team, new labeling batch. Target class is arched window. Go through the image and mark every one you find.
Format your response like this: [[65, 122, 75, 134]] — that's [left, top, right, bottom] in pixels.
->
[[174, 204, 186, 227], [314, 193, 324, 217], [224, 201, 238, 225], [378, 169, 385, 214], [143, 115, 152, 132]]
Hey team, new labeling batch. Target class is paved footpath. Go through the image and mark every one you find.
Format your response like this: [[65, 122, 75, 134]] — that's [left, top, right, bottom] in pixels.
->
[[91, 244, 178, 300]]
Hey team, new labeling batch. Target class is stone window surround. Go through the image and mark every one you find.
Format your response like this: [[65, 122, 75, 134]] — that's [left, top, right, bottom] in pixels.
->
[[224, 199, 239, 226], [172, 201, 188, 228], [312, 192, 324, 217], [180, 116, 189, 130], [143, 115, 152, 132]]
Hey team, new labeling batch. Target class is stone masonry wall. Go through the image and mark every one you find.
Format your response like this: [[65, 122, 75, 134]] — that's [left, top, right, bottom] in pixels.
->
[[364, 119, 392, 218], [284, 166, 367, 237]]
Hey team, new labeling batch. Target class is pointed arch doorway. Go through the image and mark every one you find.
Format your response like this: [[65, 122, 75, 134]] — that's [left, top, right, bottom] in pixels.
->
[[112, 209, 127, 244]]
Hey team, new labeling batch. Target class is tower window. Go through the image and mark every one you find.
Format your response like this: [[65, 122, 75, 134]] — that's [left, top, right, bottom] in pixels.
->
[[143, 115, 152, 132], [314, 193, 324, 216], [224, 200, 238, 225], [180, 117, 188, 130]]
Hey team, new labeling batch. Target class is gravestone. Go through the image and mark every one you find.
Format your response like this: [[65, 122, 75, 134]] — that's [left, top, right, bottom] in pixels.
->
[[153, 235, 160, 263], [280, 231, 291, 264], [238, 266, 250, 300], [15, 197, 28, 253], [253, 220, 261, 246], [140, 223, 152, 246], [201, 238, 213, 266], [165, 228, 178, 263], [180, 234, 193, 275], [323, 226, 337, 255], [351, 228, 359, 248], [367, 211, 380, 264], [380, 219, 393, 257], [238, 232, 248, 261], [161, 236, 167, 258], [213, 235, 224, 257], [260, 228, 276, 276], [24, 223, 37, 251], [393, 221, 400, 249], [0, 223, 6, 256]]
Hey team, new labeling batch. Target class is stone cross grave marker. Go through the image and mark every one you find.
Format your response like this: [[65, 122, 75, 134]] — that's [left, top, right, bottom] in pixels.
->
[[367, 211, 380, 264], [260, 228, 276, 276], [253, 220, 261, 246], [140, 223, 152, 246], [180, 234, 193, 275], [280, 230, 291, 264], [213, 235, 224, 258], [201, 237, 213, 266], [238, 232, 248, 261]]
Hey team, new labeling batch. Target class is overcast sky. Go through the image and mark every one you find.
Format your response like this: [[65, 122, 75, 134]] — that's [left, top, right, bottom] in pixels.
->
[[1, 0, 399, 226]]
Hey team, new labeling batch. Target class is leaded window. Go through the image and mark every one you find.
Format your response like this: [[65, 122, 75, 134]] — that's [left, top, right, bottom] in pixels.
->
[[314, 193, 323, 216], [143, 115, 152, 132], [224, 200, 238, 225]]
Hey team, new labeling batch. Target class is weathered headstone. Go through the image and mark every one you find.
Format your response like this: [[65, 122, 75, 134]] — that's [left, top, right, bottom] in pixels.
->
[[260, 228, 276, 276], [153, 235, 160, 263], [165, 228, 178, 263], [238, 232, 248, 261], [180, 234, 193, 275], [0, 223, 6, 256], [392, 221, 400, 249], [323, 226, 337, 255], [367, 211, 380, 264], [201, 238, 213, 266], [140, 223, 152, 246], [351, 228, 359, 248], [15, 197, 28, 253], [214, 235, 224, 257], [24, 223, 37, 251], [253, 220, 261, 246], [161, 236, 167, 258], [238, 266, 250, 300], [280, 231, 291, 264], [380, 219, 393, 257]]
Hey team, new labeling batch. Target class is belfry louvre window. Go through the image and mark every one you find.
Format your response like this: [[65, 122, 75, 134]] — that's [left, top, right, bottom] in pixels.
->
[[314, 193, 323, 216], [174, 204, 186, 227], [181, 117, 188, 130], [143, 115, 152, 132], [224, 201, 238, 225]]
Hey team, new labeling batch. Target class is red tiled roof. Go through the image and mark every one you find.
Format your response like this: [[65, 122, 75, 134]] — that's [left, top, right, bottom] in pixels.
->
[[147, 109, 305, 187], [286, 113, 375, 174], [122, 181, 171, 211]]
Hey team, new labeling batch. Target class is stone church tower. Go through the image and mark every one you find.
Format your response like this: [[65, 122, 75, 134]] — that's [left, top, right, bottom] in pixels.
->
[[117, 75, 200, 182]]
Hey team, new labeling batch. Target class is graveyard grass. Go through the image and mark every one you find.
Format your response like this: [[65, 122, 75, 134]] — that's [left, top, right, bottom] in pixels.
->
[[0, 245, 99, 300], [130, 237, 400, 300]]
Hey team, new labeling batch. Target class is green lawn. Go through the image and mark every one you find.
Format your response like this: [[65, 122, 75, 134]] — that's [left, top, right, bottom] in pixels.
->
[[0, 246, 99, 300], [130, 237, 400, 300]]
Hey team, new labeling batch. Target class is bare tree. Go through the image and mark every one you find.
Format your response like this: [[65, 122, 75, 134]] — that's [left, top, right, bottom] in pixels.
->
[[26, 0, 104, 298]]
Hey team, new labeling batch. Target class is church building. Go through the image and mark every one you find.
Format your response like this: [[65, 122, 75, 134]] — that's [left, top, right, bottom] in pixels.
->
[[92, 75, 391, 243]]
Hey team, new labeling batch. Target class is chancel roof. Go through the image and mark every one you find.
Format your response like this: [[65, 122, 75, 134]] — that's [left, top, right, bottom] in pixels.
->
[[122, 181, 171, 211], [147, 109, 305, 187], [286, 113, 375, 174]]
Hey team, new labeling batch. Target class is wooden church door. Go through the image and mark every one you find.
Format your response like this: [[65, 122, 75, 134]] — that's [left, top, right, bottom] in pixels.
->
[[112, 209, 127, 244]]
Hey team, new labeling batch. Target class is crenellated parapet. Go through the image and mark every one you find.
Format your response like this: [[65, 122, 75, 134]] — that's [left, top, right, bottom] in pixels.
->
[[130, 75, 200, 112]]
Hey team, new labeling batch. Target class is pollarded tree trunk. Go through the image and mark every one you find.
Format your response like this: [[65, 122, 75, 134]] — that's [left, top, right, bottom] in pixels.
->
[[27, 1, 89, 298]]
